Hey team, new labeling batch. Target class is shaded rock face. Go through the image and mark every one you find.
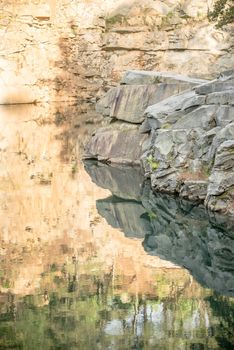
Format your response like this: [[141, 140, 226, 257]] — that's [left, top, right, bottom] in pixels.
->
[[85, 69, 234, 215], [84, 71, 205, 164], [141, 71, 234, 215], [84, 123, 147, 165], [0, 0, 233, 103], [84, 161, 234, 296], [96, 72, 204, 123]]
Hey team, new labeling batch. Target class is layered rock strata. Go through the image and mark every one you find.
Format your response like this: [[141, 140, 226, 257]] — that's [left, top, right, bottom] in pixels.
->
[[0, 0, 233, 103], [84, 70, 234, 215]]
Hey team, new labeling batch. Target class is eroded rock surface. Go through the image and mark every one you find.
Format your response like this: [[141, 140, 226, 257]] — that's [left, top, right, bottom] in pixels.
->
[[0, 0, 233, 103], [85, 69, 234, 215], [141, 71, 234, 214], [84, 123, 147, 165]]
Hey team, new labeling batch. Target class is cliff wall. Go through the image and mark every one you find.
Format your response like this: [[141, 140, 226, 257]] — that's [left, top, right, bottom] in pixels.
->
[[0, 0, 233, 104]]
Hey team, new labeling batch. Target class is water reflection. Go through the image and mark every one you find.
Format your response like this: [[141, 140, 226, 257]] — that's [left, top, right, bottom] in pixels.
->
[[0, 104, 233, 349], [85, 161, 234, 297]]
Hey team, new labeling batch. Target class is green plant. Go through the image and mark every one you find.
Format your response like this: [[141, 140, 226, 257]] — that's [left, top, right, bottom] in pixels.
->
[[208, 0, 234, 28], [161, 123, 171, 129], [105, 14, 126, 28], [147, 211, 157, 220], [147, 154, 159, 171]]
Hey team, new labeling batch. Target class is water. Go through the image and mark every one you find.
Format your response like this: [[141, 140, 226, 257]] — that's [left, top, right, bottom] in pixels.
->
[[0, 104, 233, 350]]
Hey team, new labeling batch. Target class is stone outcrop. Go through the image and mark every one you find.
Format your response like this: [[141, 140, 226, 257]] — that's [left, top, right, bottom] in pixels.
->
[[84, 71, 207, 164], [141, 71, 234, 214], [84, 161, 234, 296], [84, 122, 147, 164], [85, 69, 234, 215], [0, 0, 233, 103]]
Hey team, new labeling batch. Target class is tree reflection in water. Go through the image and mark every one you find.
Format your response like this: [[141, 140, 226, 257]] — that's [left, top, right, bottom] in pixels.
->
[[0, 269, 233, 349]]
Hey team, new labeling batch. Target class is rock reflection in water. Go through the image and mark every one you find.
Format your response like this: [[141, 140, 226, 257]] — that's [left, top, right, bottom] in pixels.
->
[[0, 104, 233, 350], [85, 161, 234, 297]]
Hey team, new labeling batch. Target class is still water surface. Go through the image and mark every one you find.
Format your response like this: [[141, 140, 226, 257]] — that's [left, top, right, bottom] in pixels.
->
[[0, 104, 233, 350]]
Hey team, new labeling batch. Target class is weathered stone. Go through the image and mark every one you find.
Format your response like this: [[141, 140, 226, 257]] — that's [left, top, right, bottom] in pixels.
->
[[84, 124, 147, 164], [195, 81, 234, 95], [154, 130, 174, 156], [97, 82, 197, 123], [219, 70, 234, 81], [0, 1, 233, 103], [151, 170, 180, 193], [206, 90, 234, 105], [215, 106, 234, 127], [121, 70, 207, 86], [180, 180, 208, 201], [208, 170, 234, 197], [214, 140, 234, 171], [179, 94, 206, 110], [172, 105, 218, 131], [86, 70, 234, 215], [96, 87, 118, 116], [145, 90, 195, 120]]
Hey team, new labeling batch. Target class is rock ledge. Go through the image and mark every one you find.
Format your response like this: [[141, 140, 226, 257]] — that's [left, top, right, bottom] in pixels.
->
[[84, 70, 234, 215]]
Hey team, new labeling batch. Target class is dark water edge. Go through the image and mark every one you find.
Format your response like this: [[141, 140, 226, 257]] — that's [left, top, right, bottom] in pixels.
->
[[85, 160, 234, 297]]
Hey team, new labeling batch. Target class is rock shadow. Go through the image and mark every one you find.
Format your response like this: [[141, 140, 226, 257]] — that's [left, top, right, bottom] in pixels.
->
[[84, 160, 234, 296]]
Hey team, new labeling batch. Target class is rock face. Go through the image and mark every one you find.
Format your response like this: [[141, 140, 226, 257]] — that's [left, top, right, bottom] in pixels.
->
[[0, 0, 233, 103], [85, 69, 234, 215], [84, 71, 207, 164], [84, 123, 147, 164], [96, 71, 206, 123], [142, 72, 234, 215], [84, 161, 234, 296]]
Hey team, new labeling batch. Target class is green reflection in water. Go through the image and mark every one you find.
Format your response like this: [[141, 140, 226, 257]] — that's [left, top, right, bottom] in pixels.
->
[[0, 270, 234, 350]]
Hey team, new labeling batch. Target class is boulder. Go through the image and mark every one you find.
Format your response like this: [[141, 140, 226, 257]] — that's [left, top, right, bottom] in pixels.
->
[[97, 82, 197, 124], [84, 123, 147, 165], [85, 70, 234, 215]]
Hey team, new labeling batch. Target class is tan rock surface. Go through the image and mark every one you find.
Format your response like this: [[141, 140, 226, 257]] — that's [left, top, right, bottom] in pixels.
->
[[0, 0, 233, 103]]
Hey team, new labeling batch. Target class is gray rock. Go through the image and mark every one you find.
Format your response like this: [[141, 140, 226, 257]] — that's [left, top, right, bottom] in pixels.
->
[[121, 70, 207, 86], [84, 124, 147, 165], [215, 106, 234, 127], [86, 69, 234, 215], [96, 87, 117, 116], [172, 105, 218, 131], [145, 90, 195, 120], [139, 117, 161, 133], [151, 170, 180, 193], [206, 90, 234, 105], [208, 171, 234, 197], [214, 140, 234, 171], [180, 180, 208, 201], [218, 70, 234, 81], [97, 83, 197, 124], [195, 80, 234, 95]]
